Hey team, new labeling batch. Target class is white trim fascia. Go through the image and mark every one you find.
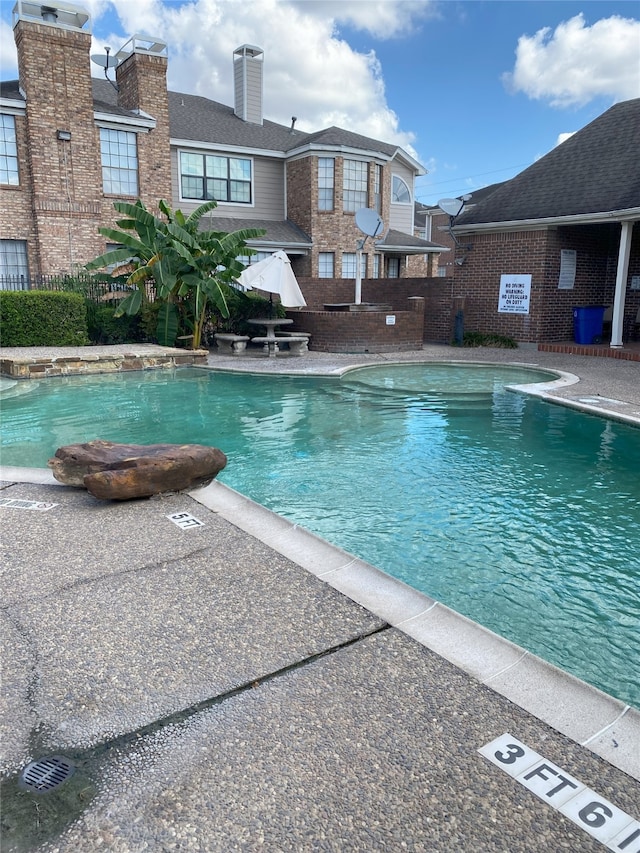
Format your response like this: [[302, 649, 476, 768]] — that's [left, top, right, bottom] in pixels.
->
[[453, 208, 640, 234], [285, 142, 392, 162], [94, 111, 155, 132], [248, 240, 312, 253], [171, 138, 287, 159], [375, 243, 445, 254], [0, 98, 25, 115], [390, 147, 426, 176]]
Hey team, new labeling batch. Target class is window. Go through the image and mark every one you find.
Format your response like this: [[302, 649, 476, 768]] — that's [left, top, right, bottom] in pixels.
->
[[392, 175, 411, 204], [318, 158, 334, 211], [0, 239, 29, 287], [100, 128, 138, 195], [341, 252, 366, 279], [181, 152, 251, 203], [237, 251, 271, 266], [0, 114, 19, 185], [437, 266, 447, 278], [342, 252, 357, 278], [372, 254, 380, 279], [373, 164, 382, 214], [318, 252, 334, 278], [343, 159, 368, 212], [387, 257, 400, 278]]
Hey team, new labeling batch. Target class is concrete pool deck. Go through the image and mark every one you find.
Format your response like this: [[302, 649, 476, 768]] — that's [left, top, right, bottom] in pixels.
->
[[1, 344, 639, 851]]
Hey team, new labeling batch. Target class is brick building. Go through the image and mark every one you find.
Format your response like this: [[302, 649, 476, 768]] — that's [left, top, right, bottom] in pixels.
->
[[0, 1, 444, 287], [449, 103, 640, 347]]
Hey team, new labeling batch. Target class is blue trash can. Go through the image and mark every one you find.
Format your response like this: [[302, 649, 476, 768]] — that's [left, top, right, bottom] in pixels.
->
[[573, 306, 607, 344]]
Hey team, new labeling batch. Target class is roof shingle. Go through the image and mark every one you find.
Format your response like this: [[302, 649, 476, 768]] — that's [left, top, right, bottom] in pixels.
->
[[456, 98, 640, 226]]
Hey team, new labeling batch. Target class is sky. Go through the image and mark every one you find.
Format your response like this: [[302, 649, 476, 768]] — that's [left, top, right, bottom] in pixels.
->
[[1, 0, 639, 207]]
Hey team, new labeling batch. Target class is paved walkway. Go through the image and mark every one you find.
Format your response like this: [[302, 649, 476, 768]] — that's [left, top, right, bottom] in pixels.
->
[[1, 345, 639, 852]]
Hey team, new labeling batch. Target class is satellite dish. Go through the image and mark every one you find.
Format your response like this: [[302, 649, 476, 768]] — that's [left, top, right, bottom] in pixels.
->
[[91, 48, 119, 69], [355, 208, 384, 238], [437, 198, 465, 217]]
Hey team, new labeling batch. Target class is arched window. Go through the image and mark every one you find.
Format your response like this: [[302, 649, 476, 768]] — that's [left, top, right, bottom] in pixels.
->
[[392, 175, 411, 204]]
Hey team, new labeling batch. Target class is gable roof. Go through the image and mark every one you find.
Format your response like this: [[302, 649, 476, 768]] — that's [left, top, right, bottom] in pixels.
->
[[455, 98, 640, 229], [89, 79, 417, 165]]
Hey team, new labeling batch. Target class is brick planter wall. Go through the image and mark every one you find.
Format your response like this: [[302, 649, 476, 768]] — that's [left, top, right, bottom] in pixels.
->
[[287, 296, 424, 352], [292, 277, 453, 344]]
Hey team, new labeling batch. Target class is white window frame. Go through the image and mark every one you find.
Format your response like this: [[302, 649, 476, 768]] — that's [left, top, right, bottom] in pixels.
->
[[0, 239, 29, 287], [341, 252, 357, 279], [0, 114, 19, 186], [100, 127, 138, 196], [373, 164, 382, 214], [318, 157, 334, 211], [343, 159, 368, 212], [387, 257, 400, 278], [392, 174, 411, 204], [372, 254, 380, 279], [318, 252, 334, 278]]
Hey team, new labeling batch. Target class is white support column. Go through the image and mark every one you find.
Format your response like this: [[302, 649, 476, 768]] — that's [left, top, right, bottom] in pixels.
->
[[354, 239, 366, 305], [610, 220, 633, 348]]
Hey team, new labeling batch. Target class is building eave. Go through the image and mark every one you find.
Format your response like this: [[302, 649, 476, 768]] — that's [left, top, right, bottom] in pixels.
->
[[375, 243, 449, 255], [285, 142, 392, 162], [390, 147, 426, 177], [171, 138, 287, 159], [0, 97, 25, 115], [247, 239, 313, 255], [453, 208, 640, 234], [94, 110, 156, 131]]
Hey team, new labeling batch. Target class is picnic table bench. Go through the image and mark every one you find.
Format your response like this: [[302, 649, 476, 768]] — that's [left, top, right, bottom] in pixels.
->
[[213, 333, 250, 355], [251, 335, 309, 357]]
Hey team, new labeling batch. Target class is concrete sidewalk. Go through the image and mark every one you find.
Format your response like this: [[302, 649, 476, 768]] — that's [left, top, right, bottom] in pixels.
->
[[1, 345, 639, 851]]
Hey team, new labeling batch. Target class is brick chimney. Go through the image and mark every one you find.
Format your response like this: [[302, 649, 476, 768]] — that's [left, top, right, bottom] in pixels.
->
[[12, 0, 103, 273], [233, 45, 264, 125], [114, 36, 172, 210]]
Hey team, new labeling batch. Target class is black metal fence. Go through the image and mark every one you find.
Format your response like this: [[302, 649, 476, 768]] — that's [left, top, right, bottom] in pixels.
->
[[0, 274, 147, 303]]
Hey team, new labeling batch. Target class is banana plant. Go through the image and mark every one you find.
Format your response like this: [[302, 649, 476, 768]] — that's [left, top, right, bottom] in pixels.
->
[[86, 199, 265, 348]]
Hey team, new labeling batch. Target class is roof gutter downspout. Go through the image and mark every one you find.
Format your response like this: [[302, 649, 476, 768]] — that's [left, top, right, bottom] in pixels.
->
[[610, 220, 634, 348]]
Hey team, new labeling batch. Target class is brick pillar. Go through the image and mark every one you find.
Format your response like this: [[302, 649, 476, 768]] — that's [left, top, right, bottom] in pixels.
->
[[14, 15, 103, 274], [115, 48, 172, 213]]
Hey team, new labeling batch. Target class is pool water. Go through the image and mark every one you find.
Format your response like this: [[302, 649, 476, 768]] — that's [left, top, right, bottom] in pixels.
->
[[2, 364, 639, 707]]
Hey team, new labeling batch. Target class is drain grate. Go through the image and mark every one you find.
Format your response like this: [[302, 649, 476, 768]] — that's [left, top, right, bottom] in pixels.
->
[[19, 756, 75, 793]]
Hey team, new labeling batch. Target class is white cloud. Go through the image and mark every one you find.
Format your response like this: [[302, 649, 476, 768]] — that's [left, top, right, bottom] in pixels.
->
[[2, 0, 422, 159], [556, 131, 576, 146], [289, 0, 437, 39], [89, 0, 421, 154], [0, 19, 17, 75], [503, 13, 640, 107]]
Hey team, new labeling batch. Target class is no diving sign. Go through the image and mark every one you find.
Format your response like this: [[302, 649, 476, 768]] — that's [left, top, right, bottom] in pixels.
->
[[479, 734, 639, 849]]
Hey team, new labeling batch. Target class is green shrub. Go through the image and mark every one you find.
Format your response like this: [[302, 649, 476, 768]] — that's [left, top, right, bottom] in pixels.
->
[[457, 331, 518, 349], [0, 290, 88, 346], [85, 301, 147, 344]]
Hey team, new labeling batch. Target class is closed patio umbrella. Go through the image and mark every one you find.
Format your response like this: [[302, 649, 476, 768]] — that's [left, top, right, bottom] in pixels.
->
[[236, 250, 307, 312]]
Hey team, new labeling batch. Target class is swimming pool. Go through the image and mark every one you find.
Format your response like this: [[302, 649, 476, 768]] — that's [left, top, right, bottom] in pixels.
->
[[2, 364, 639, 707]]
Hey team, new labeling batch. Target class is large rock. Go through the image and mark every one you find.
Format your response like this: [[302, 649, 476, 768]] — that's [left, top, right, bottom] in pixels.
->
[[48, 439, 227, 501]]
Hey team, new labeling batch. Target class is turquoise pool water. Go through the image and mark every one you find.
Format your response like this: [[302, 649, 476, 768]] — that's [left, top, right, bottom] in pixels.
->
[[1, 364, 639, 707]]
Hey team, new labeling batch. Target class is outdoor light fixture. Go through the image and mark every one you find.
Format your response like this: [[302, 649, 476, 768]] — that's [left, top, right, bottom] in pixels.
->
[[56, 129, 71, 141]]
